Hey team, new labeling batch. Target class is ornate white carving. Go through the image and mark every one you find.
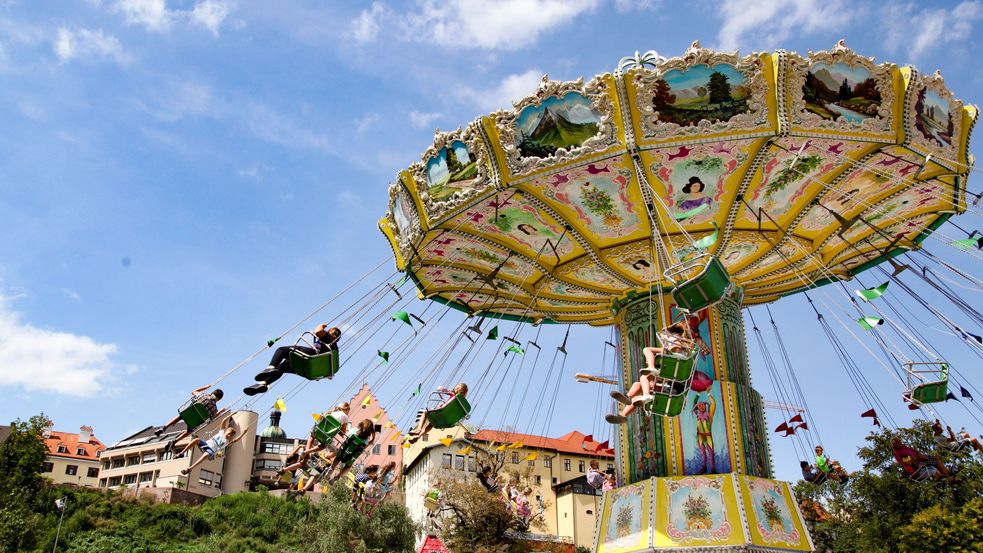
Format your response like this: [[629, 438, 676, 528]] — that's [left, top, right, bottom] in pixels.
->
[[632, 41, 771, 142], [905, 69, 965, 164], [492, 74, 619, 176], [786, 40, 897, 136], [410, 120, 495, 224], [385, 181, 423, 263]]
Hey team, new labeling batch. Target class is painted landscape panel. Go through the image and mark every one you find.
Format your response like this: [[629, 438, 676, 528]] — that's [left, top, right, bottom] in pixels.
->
[[802, 62, 881, 122], [915, 87, 954, 147], [425, 140, 478, 199], [516, 91, 601, 158], [653, 63, 751, 126]]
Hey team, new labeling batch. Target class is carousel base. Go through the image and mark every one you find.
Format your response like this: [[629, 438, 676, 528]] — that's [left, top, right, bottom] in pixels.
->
[[592, 473, 814, 553]]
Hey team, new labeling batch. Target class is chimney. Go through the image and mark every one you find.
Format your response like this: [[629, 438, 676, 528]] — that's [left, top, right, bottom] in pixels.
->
[[42, 423, 53, 439], [79, 426, 93, 444]]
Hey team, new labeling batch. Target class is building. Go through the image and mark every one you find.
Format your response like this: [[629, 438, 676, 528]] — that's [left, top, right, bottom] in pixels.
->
[[41, 425, 106, 487], [98, 410, 258, 503], [402, 426, 614, 550], [250, 409, 304, 489]]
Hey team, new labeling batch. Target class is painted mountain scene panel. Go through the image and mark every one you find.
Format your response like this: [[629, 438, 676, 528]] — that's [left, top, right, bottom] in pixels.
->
[[652, 63, 750, 126], [802, 62, 881, 122], [915, 87, 954, 147], [516, 91, 602, 158], [425, 140, 479, 200]]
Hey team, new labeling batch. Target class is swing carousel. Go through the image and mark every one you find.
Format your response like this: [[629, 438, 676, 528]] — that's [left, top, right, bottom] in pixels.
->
[[378, 41, 978, 553]]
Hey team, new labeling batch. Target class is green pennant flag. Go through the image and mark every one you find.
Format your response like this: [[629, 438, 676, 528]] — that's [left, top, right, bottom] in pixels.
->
[[855, 282, 889, 302], [673, 203, 709, 221], [395, 274, 408, 287], [953, 238, 982, 250], [857, 316, 884, 330], [377, 350, 389, 364], [505, 344, 525, 356], [486, 325, 499, 340], [410, 382, 422, 399], [692, 223, 719, 249], [392, 310, 412, 327]]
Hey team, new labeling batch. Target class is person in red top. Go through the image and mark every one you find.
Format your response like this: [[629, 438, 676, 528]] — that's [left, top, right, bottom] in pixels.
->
[[406, 383, 468, 443]]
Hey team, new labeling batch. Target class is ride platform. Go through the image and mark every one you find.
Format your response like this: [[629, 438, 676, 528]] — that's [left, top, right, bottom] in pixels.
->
[[592, 474, 813, 553]]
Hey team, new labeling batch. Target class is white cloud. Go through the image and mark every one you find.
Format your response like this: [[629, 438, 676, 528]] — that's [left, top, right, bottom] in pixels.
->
[[614, 0, 660, 11], [352, 2, 386, 42], [883, 1, 982, 59], [191, 0, 233, 36], [715, 0, 853, 51], [353, 0, 597, 50], [245, 103, 334, 153], [113, 0, 236, 35], [0, 295, 118, 396], [54, 27, 130, 65], [456, 68, 544, 111], [140, 79, 215, 121], [409, 110, 441, 129], [115, 0, 172, 31], [355, 112, 381, 135]]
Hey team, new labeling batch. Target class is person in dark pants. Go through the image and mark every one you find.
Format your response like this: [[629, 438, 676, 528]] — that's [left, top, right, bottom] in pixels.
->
[[243, 324, 341, 396]]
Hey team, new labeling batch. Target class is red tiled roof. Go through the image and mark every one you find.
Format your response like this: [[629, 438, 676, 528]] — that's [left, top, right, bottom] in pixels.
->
[[469, 429, 614, 457], [45, 430, 106, 460]]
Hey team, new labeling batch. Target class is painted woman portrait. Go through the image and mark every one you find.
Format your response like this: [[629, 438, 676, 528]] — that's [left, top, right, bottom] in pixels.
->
[[679, 176, 713, 212]]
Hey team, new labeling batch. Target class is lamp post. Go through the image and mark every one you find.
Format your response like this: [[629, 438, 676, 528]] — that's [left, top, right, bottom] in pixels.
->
[[52, 497, 67, 553]]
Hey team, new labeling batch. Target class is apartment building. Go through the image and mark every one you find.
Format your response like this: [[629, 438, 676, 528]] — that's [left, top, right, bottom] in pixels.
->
[[402, 426, 614, 550], [98, 410, 258, 502], [41, 425, 106, 487]]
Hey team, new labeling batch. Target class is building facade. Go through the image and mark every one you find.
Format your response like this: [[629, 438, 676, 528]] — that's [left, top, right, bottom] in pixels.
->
[[41, 425, 106, 487], [402, 427, 614, 550]]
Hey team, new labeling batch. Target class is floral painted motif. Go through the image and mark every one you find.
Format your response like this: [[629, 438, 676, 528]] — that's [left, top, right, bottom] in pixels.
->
[[744, 477, 801, 545], [603, 481, 648, 549], [666, 476, 734, 543]]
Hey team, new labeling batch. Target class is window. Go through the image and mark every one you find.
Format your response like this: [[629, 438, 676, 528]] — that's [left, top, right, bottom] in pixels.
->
[[139, 472, 154, 483], [198, 470, 214, 487], [57, 445, 68, 454], [374, 424, 382, 433], [65, 465, 78, 476], [142, 453, 156, 464], [387, 445, 396, 455], [564, 459, 571, 471], [422, 434, 429, 442], [586, 510, 593, 515], [455, 455, 464, 471], [496, 452, 505, 462], [123, 474, 137, 485], [372, 444, 381, 455], [511, 452, 519, 464], [578, 460, 585, 472], [535, 475, 541, 485], [552, 477, 557, 484], [87, 467, 99, 478], [108, 476, 121, 487], [99, 479, 107, 488], [544, 457, 552, 468], [441, 453, 452, 468], [76, 447, 87, 456], [255, 459, 282, 471], [467, 456, 477, 472], [528, 459, 535, 467], [111, 458, 124, 469], [103, 461, 110, 470], [158, 450, 173, 462], [262, 442, 287, 454], [126, 456, 140, 466], [42, 462, 54, 473]]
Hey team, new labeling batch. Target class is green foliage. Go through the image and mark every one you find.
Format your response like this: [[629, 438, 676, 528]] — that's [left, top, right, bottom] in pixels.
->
[[298, 483, 416, 553], [0, 414, 52, 553], [794, 420, 983, 553], [439, 478, 523, 553]]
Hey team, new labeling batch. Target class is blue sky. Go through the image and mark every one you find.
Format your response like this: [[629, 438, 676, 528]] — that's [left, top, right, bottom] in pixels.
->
[[1, 0, 983, 483]]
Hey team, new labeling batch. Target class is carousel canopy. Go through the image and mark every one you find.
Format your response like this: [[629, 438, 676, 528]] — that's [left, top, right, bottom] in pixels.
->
[[380, 41, 977, 326]]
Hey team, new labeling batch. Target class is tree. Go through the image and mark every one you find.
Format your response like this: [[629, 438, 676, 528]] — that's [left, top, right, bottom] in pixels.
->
[[897, 497, 983, 553], [0, 414, 51, 553], [445, 146, 464, 176], [838, 78, 851, 101], [439, 477, 524, 553], [651, 78, 676, 110], [707, 72, 731, 105], [300, 483, 417, 553], [793, 420, 983, 553]]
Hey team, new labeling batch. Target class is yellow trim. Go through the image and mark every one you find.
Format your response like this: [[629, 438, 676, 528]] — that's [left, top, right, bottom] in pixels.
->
[[378, 217, 406, 271], [399, 170, 430, 232]]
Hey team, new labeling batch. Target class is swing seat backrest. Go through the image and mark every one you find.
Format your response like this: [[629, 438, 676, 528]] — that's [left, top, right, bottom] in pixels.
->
[[646, 392, 688, 417], [178, 402, 212, 432], [665, 255, 733, 313], [337, 434, 369, 464], [311, 414, 344, 446], [289, 348, 340, 381], [426, 394, 472, 429], [656, 350, 698, 381]]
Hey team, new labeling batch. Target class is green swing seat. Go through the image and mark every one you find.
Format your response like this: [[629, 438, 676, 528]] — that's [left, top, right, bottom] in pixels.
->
[[336, 434, 369, 466], [906, 362, 949, 405], [642, 349, 699, 417], [311, 414, 344, 446], [425, 394, 472, 429], [665, 254, 734, 313], [177, 400, 212, 432], [288, 332, 340, 380]]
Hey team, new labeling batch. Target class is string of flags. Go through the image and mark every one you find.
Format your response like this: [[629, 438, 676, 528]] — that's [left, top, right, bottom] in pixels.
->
[[857, 316, 884, 330], [774, 413, 807, 436], [860, 408, 881, 427], [855, 282, 889, 302]]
